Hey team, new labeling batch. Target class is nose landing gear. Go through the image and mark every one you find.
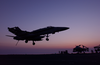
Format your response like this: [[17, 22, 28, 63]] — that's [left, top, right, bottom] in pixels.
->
[[46, 34, 49, 41], [33, 41, 35, 45], [25, 40, 28, 43], [46, 38, 49, 41]]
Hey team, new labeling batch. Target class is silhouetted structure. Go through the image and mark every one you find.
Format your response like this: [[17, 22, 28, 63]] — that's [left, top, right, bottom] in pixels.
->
[[94, 45, 100, 53], [91, 50, 94, 53], [73, 45, 89, 54], [59, 50, 68, 54]]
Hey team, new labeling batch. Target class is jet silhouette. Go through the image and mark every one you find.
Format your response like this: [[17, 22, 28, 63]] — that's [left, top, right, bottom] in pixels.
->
[[6, 26, 69, 45]]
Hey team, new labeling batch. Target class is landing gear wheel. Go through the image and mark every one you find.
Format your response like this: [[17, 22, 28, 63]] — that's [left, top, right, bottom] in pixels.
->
[[46, 38, 49, 41], [33, 42, 35, 45], [25, 40, 28, 43]]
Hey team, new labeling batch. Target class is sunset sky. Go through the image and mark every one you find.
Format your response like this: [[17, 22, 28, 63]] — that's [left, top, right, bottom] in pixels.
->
[[0, 0, 100, 54]]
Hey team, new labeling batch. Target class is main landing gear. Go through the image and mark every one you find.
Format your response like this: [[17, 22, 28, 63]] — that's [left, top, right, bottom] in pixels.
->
[[33, 41, 35, 45], [25, 40, 28, 43], [25, 40, 35, 45]]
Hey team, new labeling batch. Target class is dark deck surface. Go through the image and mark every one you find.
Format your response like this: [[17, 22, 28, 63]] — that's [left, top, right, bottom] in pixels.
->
[[0, 53, 100, 65]]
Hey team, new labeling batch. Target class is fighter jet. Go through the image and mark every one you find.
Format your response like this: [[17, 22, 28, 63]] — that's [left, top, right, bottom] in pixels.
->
[[73, 45, 89, 53], [6, 26, 69, 45]]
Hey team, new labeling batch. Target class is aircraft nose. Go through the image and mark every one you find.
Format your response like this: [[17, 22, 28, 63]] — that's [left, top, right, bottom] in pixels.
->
[[63, 27, 69, 30], [66, 27, 69, 29]]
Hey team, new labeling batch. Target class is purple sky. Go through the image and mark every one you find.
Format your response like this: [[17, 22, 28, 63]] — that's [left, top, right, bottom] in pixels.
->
[[0, 0, 100, 54]]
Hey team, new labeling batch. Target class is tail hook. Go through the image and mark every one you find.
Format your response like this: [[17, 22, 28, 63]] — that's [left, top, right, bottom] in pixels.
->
[[16, 40, 19, 46]]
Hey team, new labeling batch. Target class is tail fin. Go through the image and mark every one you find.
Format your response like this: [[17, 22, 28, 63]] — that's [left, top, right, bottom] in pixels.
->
[[8, 27, 22, 35]]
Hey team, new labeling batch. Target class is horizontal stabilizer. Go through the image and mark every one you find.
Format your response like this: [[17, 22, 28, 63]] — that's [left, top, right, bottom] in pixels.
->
[[6, 35, 15, 37]]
